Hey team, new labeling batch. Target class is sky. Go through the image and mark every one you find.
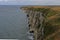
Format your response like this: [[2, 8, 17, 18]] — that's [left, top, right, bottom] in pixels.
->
[[0, 0, 60, 5]]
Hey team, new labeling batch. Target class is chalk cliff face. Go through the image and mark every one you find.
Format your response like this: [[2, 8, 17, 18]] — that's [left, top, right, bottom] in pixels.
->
[[21, 6, 60, 40]]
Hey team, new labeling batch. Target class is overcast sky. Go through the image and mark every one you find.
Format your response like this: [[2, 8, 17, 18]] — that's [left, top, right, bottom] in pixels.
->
[[0, 0, 60, 5]]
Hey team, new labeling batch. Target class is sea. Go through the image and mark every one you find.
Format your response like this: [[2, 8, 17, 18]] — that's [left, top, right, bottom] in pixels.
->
[[0, 5, 29, 40]]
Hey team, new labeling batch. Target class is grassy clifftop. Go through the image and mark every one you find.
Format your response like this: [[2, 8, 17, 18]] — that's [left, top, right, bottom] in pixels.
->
[[21, 6, 60, 11]]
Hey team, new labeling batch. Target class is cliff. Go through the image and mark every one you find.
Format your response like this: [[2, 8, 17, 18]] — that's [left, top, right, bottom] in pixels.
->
[[21, 6, 60, 40]]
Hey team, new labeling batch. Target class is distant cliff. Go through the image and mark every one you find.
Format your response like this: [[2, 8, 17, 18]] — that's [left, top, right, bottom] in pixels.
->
[[21, 6, 60, 40]]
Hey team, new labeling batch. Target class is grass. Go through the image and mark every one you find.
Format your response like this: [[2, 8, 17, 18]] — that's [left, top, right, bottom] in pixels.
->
[[44, 22, 56, 38]]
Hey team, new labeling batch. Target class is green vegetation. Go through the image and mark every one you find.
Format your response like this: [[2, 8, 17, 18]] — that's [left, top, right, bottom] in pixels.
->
[[44, 22, 56, 38], [48, 37, 54, 40]]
